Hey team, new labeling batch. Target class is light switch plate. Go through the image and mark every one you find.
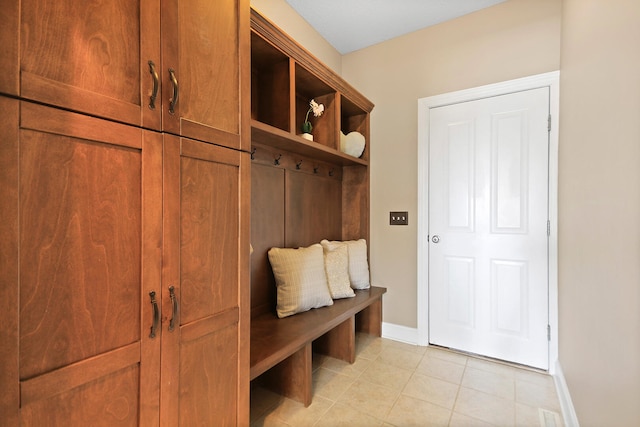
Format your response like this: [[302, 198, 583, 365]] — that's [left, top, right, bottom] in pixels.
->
[[390, 211, 408, 225]]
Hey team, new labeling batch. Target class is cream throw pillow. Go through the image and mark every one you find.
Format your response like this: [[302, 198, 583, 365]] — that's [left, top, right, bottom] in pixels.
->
[[323, 244, 355, 299], [320, 239, 370, 289], [268, 244, 333, 318]]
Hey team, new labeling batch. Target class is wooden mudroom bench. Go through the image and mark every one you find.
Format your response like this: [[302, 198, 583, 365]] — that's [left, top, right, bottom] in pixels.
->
[[250, 286, 386, 406]]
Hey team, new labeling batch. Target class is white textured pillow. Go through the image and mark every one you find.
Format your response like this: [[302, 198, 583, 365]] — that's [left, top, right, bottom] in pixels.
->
[[320, 239, 370, 289], [268, 244, 333, 318], [323, 244, 355, 299]]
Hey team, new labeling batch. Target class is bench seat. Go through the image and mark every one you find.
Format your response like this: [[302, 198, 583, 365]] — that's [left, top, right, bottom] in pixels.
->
[[250, 286, 386, 406]]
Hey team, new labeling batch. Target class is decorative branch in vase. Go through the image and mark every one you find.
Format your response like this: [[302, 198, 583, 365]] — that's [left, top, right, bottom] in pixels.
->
[[300, 99, 324, 141]]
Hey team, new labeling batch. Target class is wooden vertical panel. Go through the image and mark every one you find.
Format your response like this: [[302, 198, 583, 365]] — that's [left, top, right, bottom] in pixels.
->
[[0, 96, 19, 425], [285, 171, 342, 248], [260, 343, 313, 407], [313, 317, 356, 363], [140, 130, 163, 427], [356, 299, 383, 337], [251, 164, 285, 316], [160, 133, 181, 427], [342, 165, 369, 242], [140, 0, 162, 130], [237, 151, 251, 426], [0, 3, 19, 95], [312, 93, 337, 149]]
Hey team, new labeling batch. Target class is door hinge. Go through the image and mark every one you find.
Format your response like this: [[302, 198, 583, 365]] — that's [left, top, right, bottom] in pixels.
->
[[547, 324, 551, 341], [547, 220, 551, 236], [548, 114, 552, 132]]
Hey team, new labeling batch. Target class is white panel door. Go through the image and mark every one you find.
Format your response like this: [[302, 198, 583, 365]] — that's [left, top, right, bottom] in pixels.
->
[[428, 88, 549, 369]]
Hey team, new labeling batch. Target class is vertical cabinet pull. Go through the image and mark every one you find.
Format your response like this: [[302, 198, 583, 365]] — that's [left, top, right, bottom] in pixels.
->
[[169, 286, 179, 332], [148, 60, 159, 110], [168, 68, 179, 115], [149, 291, 160, 338]]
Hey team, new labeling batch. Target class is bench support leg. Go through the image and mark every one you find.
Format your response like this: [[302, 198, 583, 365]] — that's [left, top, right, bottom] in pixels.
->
[[314, 316, 356, 364], [261, 343, 313, 407], [356, 297, 383, 337]]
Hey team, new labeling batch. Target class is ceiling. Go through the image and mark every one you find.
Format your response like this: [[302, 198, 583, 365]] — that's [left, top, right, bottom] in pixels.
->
[[285, 0, 508, 54]]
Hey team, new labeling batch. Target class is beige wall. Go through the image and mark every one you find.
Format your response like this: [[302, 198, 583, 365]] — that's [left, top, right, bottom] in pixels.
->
[[559, 0, 640, 424], [341, 0, 562, 327], [250, 0, 342, 73]]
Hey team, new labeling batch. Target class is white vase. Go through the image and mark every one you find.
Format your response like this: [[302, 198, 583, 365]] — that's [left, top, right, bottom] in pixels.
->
[[300, 133, 313, 141]]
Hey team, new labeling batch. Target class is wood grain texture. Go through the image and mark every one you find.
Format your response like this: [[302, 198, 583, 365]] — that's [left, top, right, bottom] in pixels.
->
[[179, 152, 239, 324], [260, 343, 313, 407], [21, 364, 140, 427], [19, 126, 142, 380], [162, 135, 244, 426], [0, 96, 19, 425], [285, 171, 342, 248], [250, 286, 386, 380], [162, 0, 242, 146], [20, 0, 145, 125], [251, 164, 285, 317], [313, 317, 356, 363], [0, 1, 19, 94], [140, 130, 163, 427]]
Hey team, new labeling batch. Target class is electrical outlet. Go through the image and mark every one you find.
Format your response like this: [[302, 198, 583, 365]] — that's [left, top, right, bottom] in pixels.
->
[[390, 211, 408, 225]]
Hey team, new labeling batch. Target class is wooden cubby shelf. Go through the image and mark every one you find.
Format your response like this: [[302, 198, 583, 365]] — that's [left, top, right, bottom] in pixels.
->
[[250, 8, 373, 167]]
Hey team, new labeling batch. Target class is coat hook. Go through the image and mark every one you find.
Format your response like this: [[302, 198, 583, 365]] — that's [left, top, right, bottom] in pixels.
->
[[250, 147, 256, 160], [313, 166, 319, 174], [274, 154, 282, 165], [329, 168, 334, 177], [296, 160, 302, 170]]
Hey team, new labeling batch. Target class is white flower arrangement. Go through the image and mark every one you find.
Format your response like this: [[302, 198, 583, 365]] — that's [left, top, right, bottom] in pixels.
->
[[301, 99, 325, 134]]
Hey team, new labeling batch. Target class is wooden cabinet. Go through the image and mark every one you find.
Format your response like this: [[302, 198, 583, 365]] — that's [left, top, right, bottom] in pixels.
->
[[161, 134, 250, 426], [5, 0, 161, 130], [3, 0, 250, 151], [161, 0, 249, 150], [0, 0, 250, 425], [0, 99, 162, 426], [0, 98, 250, 426]]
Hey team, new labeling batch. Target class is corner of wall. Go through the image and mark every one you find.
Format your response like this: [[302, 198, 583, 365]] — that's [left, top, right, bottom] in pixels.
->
[[553, 360, 580, 427]]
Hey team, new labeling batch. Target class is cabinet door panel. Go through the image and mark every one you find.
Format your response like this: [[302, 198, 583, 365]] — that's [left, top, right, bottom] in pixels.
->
[[19, 129, 142, 378], [179, 313, 239, 426], [18, 0, 160, 128], [162, 0, 243, 148], [0, 102, 162, 426], [162, 134, 245, 426], [21, 364, 140, 427]]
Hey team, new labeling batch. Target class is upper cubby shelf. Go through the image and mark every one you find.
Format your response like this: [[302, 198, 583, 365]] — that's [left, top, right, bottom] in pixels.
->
[[250, 8, 373, 167]]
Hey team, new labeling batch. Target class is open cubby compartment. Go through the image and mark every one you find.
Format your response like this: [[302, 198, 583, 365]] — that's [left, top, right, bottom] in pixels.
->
[[294, 63, 337, 150], [340, 94, 370, 162], [251, 30, 291, 132]]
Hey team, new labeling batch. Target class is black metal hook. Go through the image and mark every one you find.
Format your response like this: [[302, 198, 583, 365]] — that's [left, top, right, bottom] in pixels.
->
[[313, 166, 319, 174], [296, 160, 302, 170], [329, 168, 334, 177], [250, 147, 256, 160], [274, 154, 282, 166]]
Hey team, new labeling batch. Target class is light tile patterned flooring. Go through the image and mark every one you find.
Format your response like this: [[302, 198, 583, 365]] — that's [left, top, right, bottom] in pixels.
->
[[251, 333, 564, 427]]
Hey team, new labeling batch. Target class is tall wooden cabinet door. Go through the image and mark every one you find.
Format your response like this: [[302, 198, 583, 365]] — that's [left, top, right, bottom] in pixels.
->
[[161, 0, 250, 151], [161, 135, 250, 426], [0, 100, 163, 426], [12, 0, 161, 129]]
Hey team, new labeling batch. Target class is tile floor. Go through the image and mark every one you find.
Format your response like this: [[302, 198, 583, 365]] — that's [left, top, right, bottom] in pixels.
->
[[250, 333, 564, 427]]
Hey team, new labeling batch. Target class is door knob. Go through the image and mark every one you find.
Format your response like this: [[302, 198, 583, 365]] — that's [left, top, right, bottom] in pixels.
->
[[431, 235, 440, 243]]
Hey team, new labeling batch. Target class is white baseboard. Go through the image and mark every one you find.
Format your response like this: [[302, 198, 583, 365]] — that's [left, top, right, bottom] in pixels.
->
[[381, 322, 420, 345], [553, 360, 580, 427]]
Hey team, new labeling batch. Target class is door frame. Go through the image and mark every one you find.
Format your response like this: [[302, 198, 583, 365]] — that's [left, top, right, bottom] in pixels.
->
[[417, 71, 560, 373]]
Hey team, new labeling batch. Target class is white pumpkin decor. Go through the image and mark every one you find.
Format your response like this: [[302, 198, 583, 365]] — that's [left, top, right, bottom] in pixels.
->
[[339, 131, 366, 158]]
